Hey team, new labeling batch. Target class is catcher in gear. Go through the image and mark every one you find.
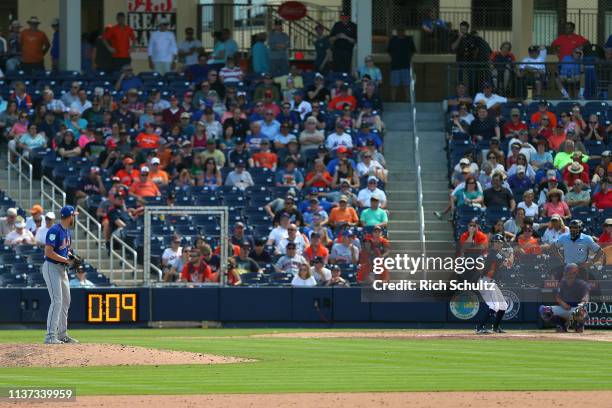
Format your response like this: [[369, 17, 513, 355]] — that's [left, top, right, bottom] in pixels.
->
[[539, 263, 590, 332]]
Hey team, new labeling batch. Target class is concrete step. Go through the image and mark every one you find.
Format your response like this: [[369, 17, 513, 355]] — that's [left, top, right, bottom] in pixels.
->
[[387, 199, 447, 211], [388, 220, 452, 232], [390, 240, 454, 251]]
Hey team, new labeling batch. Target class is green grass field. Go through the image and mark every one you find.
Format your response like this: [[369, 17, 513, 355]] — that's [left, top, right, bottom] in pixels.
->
[[0, 329, 611, 395]]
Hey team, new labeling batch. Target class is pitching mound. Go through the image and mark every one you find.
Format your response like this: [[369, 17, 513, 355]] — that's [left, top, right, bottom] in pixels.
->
[[0, 343, 252, 368]]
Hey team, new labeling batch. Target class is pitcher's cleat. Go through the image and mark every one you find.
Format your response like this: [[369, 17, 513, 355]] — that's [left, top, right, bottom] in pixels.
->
[[59, 336, 80, 344], [476, 326, 492, 335], [556, 325, 568, 333], [493, 327, 506, 333], [44, 338, 63, 344]]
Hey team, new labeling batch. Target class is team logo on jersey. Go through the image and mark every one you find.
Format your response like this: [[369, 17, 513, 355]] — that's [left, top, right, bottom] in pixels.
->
[[449, 291, 480, 320], [501, 289, 520, 320], [49, 234, 56, 241]]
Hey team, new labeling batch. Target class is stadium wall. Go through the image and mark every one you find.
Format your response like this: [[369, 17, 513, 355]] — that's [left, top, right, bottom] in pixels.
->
[[0, 287, 575, 327]]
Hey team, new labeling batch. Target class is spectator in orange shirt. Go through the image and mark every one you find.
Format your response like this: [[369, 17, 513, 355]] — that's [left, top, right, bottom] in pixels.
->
[[305, 159, 333, 188], [114, 157, 140, 187], [530, 100, 558, 129], [459, 218, 489, 256], [135, 122, 161, 149], [328, 195, 359, 229], [129, 167, 161, 198], [19, 17, 50, 73], [180, 248, 217, 283], [328, 84, 357, 111], [147, 157, 169, 186], [516, 221, 543, 256], [252, 139, 278, 170], [303, 231, 329, 264], [102, 12, 136, 72]]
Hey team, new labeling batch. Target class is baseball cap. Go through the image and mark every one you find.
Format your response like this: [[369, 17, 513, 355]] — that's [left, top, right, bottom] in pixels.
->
[[368, 176, 378, 183], [123, 157, 135, 165], [516, 165, 526, 174], [602, 150, 612, 157], [140, 166, 150, 174], [180, 112, 191, 119], [550, 214, 562, 221], [235, 221, 245, 228], [60, 205, 78, 218], [236, 159, 246, 167], [339, 195, 348, 202], [510, 108, 521, 115], [90, 166, 100, 174], [604, 218, 612, 226], [370, 193, 381, 201], [528, 45, 539, 52], [337, 146, 349, 154], [15, 216, 25, 228], [459, 158, 470, 165], [45, 211, 56, 220], [6, 208, 17, 217], [151, 157, 161, 165], [30, 204, 43, 215], [313, 256, 324, 263], [106, 138, 117, 148]]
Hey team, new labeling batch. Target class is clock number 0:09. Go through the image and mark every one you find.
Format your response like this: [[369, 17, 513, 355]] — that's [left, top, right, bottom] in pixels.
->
[[87, 293, 137, 322]]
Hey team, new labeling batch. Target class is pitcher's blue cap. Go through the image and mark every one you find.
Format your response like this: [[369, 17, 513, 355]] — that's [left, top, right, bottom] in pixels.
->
[[60, 205, 78, 218]]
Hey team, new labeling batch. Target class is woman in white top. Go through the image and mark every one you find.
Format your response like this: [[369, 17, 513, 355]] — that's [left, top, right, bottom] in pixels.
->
[[517, 189, 539, 218], [291, 263, 317, 287], [540, 215, 569, 244]]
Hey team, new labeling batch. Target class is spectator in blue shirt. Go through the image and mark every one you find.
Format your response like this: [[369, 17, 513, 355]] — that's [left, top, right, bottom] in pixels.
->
[[50, 18, 60, 71], [114, 65, 143, 93], [275, 157, 304, 189], [507, 165, 533, 191], [326, 146, 356, 174], [353, 122, 382, 151], [252, 32, 270, 75], [259, 110, 281, 139]]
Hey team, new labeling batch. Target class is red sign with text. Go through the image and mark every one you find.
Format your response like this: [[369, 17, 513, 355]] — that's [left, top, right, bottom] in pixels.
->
[[278, 1, 307, 21]]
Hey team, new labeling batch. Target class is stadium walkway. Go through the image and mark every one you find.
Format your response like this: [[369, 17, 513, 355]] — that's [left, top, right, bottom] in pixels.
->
[[385, 102, 453, 258]]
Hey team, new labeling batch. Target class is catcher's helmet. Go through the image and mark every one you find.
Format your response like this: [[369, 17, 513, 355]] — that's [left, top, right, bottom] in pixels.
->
[[491, 233, 505, 242]]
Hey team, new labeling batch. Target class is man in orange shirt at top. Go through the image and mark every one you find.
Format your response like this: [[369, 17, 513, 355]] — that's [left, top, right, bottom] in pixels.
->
[[252, 139, 278, 170], [103, 12, 136, 72], [135, 122, 161, 149], [328, 195, 359, 230], [328, 84, 357, 111], [20, 17, 50, 74], [129, 167, 161, 198], [115, 157, 140, 187], [530, 100, 558, 129]]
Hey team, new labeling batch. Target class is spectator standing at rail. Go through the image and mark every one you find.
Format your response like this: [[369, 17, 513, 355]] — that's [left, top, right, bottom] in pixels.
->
[[551, 22, 588, 62], [148, 18, 177, 75], [313, 24, 331, 73], [50, 18, 60, 71], [268, 19, 290, 77], [103, 12, 136, 72], [19, 17, 50, 74], [452, 21, 491, 92], [178, 27, 204, 71], [5, 20, 22, 72], [329, 14, 357, 73], [251, 33, 270, 75], [387, 27, 416, 102]]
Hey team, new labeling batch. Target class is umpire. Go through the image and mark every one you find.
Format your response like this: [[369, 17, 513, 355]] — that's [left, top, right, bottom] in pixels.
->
[[42, 205, 79, 344]]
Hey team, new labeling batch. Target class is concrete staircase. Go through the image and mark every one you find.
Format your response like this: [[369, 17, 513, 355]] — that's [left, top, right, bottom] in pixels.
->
[[0, 153, 134, 284], [384, 102, 453, 258]]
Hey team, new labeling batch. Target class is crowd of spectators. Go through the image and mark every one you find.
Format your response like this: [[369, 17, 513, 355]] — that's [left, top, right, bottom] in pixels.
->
[[0, 13, 393, 286]]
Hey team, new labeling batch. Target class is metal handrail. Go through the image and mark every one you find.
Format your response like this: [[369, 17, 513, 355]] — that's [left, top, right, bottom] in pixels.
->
[[40, 176, 66, 214], [74, 205, 102, 272], [410, 65, 426, 258], [110, 234, 139, 284], [7, 148, 33, 208]]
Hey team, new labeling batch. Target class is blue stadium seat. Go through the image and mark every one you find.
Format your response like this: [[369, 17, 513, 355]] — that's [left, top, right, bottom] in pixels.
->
[[268, 272, 293, 286]]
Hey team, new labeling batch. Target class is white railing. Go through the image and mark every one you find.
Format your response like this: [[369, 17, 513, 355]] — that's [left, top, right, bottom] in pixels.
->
[[109, 234, 140, 284], [40, 176, 66, 214], [74, 205, 102, 272], [410, 65, 426, 259], [7, 148, 33, 208]]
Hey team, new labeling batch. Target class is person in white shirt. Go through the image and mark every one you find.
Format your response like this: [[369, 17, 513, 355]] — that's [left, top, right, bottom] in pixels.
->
[[69, 269, 95, 288], [541, 214, 569, 244], [35, 212, 56, 246], [290, 91, 312, 120], [267, 214, 291, 249], [356, 151, 387, 181], [507, 130, 537, 163], [310, 257, 331, 285], [148, 18, 178, 75], [276, 224, 309, 255], [357, 178, 387, 208], [516, 190, 539, 219], [70, 89, 92, 114], [291, 263, 317, 287], [25, 204, 44, 233], [162, 236, 182, 274], [177, 26, 204, 69], [326, 123, 353, 151], [5, 216, 35, 246], [518, 45, 547, 97], [473, 82, 507, 110]]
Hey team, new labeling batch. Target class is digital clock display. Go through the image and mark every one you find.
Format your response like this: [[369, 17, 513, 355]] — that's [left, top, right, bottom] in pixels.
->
[[86, 293, 138, 323]]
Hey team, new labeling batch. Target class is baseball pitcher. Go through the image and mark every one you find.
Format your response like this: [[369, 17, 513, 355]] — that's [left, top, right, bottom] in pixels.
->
[[41, 205, 80, 344]]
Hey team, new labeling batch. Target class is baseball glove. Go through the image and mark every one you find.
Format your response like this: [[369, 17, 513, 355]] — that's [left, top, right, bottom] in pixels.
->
[[568, 304, 588, 332], [68, 253, 84, 273]]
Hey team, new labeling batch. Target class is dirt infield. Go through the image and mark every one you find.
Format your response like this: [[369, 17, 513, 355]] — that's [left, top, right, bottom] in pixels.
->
[[0, 343, 251, 368], [247, 329, 612, 342], [2, 391, 611, 408]]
